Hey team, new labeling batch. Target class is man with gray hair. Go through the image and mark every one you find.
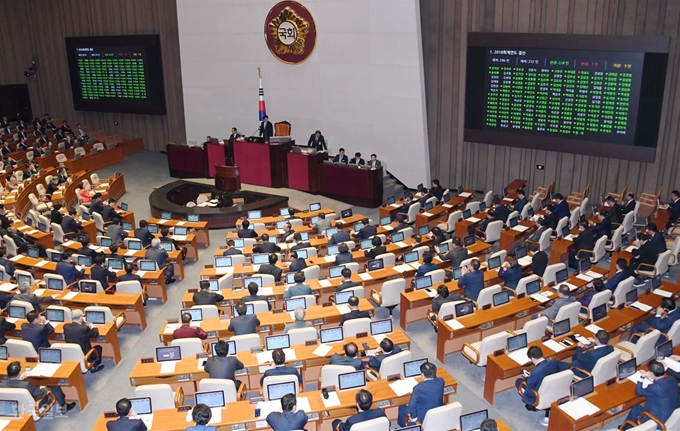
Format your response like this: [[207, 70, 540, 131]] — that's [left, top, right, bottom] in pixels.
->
[[145, 238, 175, 284], [283, 307, 316, 335], [11, 282, 53, 312], [63, 309, 104, 373]]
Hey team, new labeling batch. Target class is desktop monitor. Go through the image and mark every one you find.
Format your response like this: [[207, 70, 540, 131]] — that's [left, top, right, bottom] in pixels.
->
[[285, 297, 307, 312], [232, 303, 255, 316], [244, 277, 263, 288], [492, 290, 510, 307], [507, 333, 528, 353], [327, 245, 340, 256], [309, 202, 321, 212], [508, 217, 518, 228], [147, 224, 158, 234], [285, 272, 296, 284], [579, 258, 592, 273], [38, 222, 47, 233], [338, 370, 366, 391], [329, 265, 345, 278], [340, 209, 353, 218], [174, 226, 188, 236], [403, 251, 419, 264], [106, 258, 124, 271], [320, 327, 344, 344], [81, 212, 90, 221], [122, 221, 133, 231], [120, 203, 129, 211], [360, 239, 373, 250], [555, 268, 568, 283], [414, 276, 433, 290], [187, 214, 200, 222], [487, 256, 501, 270], [38, 348, 62, 364], [214, 256, 232, 268], [370, 319, 393, 336], [77, 255, 92, 267], [25, 247, 38, 259], [443, 193, 451, 202], [455, 301, 475, 317], [367, 259, 384, 271], [463, 209, 472, 219], [380, 216, 391, 226], [252, 253, 269, 265], [424, 202, 434, 211], [463, 235, 475, 247], [247, 210, 262, 220], [232, 238, 245, 248], [552, 318, 571, 337], [571, 376, 594, 399], [79, 281, 97, 294], [460, 410, 489, 431], [210, 340, 236, 357], [457, 186, 464, 194], [276, 221, 286, 229], [391, 232, 404, 243], [591, 304, 607, 322], [300, 232, 309, 241], [267, 381, 296, 401], [85, 310, 106, 324], [0, 400, 19, 418], [155, 346, 181, 362], [268, 235, 278, 244], [526, 280, 541, 295], [335, 290, 353, 305], [625, 289, 638, 304], [279, 208, 290, 216], [417, 225, 430, 235], [0, 346, 7, 361], [452, 267, 463, 280], [265, 334, 291, 351], [562, 225, 570, 238], [656, 340, 673, 360], [139, 260, 157, 271], [515, 246, 527, 259], [479, 202, 487, 212], [618, 358, 637, 380], [127, 240, 142, 250], [128, 397, 152, 416], [50, 252, 63, 262], [160, 241, 173, 252], [195, 391, 226, 408], [160, 211, 172, 220], [181, 308, 203, 322], [100, 237, 113, 247], [47, 278, 64, 291], [403, 359, 428, 378], [46, 308, 65, 322]]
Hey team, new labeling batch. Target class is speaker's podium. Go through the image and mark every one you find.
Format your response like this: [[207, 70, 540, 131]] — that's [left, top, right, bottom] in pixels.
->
[[232, 136, 294, 188], [214, 165, 241, 191], [286, 147, 327, 193]]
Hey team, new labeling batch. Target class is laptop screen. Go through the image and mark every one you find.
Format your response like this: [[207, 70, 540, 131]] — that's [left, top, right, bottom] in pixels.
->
[[300, 232, 309, 241], [360, 239, 372, 250], [27, 247, 39, 258], [47, 278, 64, 291], [335, 291, 353, 305], [38, 348, 62, 364], [268, 235, 278, 244], [479, 202, 487, 212], [122, 221, 133, 231], [326, 245, 340, 256], [424, 202, 434, 211], [338, 370, 366, 391], [353, 223, 365, 232], [285, 297, 306, 312], [452, 267, 463, 280], [285, 272, 296, 284], [341, 209, 353, 218], [210, 340, 236, 357], [8, 306, 25, 319], [572, 376, 594, 399], [515, 246, 527, 259], [625, 289, 638, 304], [391, 232, 404, 243], [252, 253, 269, 265], [556, 268, 568, 283], [0, 400, 17, 418], [552, 318, 571, 337], [386, 196, 396, 205], [139, 260, 157, 271], [320, 327, 343, 344], [207, 279, 219, 291], [46, 308, 64, 322], [370, 319, 392, 336], [403, 251, 419, 264], [187, 214, 199, 222], [403, 358, 428, 378], [100, 237, 113, 247], [128, 240, 142, 250], [415, 276, 432, 290], [156, 346, 182, 362], [463, 235, 475, 247], [492, 290, 510, 307], [507, 333, 527, 353], [128, 397, 152, 415], [160, 212, 172, 220], [244, 277, 263, 288], [85, 310, 106, 324], [181, 308, 203, 322], [380, 216, 391, 226], [329, 265, 345, 279], [0, 346, 7, 361], [107, 258, 124, 270], [487, 256, 501, 270], [215, 256, 232, 268], [265, 334, 291, 351], [195, 390, 226, 408], [325, 227, 338, 236], [77, 255, 92, 267], [309, 203, 321, 212], [463, 209, 472, 219], [656, 340, 673, 359], [367, 259, 384, 271], [438, 243, 450, 253], [247, 210, 262, 220], [81, 212, 90, 221], [267, 382, 296, 401], [455, 301, 475, 317], [232, 303, 254, 316], [160, 241, 173, 252], [618, 358, 637, 380], [276, 221, 286, 229], [233, 238, 245, 248], [526, 280, 541, 295], [592, 304, 607, 322], [50, 252, 63, 262], [119, 203, 129, 211], [17, 274, 32, 287], [79, 281, 97, 293], [460, 410, 489, 431], [147, 224, 158, 234], [279, 208, 290, 216], [417, 225, 430, 235], [579, 258, 591, 272], [174, 226, 188, 235], [296, 249, 308, 259], [443, 193, 451, 202]]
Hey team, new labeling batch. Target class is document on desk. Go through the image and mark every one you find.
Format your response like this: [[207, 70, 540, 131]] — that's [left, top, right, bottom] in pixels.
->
[[323, 256, 336, 263], [312, 344, 333, 357], [0, 419, 10, 431], [256, 400, 282, 420], [159, 361, 177, 374], [507, 348, 530, 365], [558, 397, 599, 420], [575, 273, 594, 282], [163, 323, 182, 334], [625, 245, 637, 253], [585, 324, 604, 334], [125, 250, 137, 256], [336, 304, 351, 315], [392, 264, 411, 273], [444, 318, 464, 330], [518, 256, 533, 266], [132, 414, 154, 430], [157, 219, 168, 224], [563, 283, 578, 292], [252, 265, 261, 272], [322, 390, 341, 408], [0, 283, 17, 293], [661, 357, 680, 372], [278, 243, 289, 250], [358, 272, 373, 281], [176, 221, 186, 226], [33, 288, 46, 297], [30, 363, 60, 377], [459, 192, 471, 198], [409, 262, 421, 269], [318, 279, 333, 288], [653, 289, 673, 298], [542, 339, 566, 353], [35, 260, 49, 268], [389, 377, 419, 397], [511, 225, 530, 232], [208, 408, 222, 424], [630, 301, 653, 312], [563, 235, 575, 241], [373, 334, 387, 344], [627, 371, 653, 388], [61, 291, 79, 301], [382, 225, 394, 231], [530, 292, 551, 303], [466, 217, 481, 223], [390, 203, 401, 208], [585, 271, 602, 279], [215, 267, 233, 275], [442, 204, 453, 208], [394, 241, 408, 248], [422, 212, 433, 217], [9, 255, 22, 262]]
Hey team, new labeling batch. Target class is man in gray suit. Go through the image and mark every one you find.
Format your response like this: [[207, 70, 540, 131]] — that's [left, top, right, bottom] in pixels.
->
[[539, 284, 577, 321], [313, 212, 332, 234], [203, 340, 244, 389], [283, 307, 315, 334], [228, 301, 260, 335], [257, 253, 282, 282], [260, 348, 302, 385], [106, 217, 127, 245], [266, 394, 308, 431], [329, 342, 364, 370], [11, 283, 53, 312], [435, 237, 467, 270], [145, 238, 175, 284]]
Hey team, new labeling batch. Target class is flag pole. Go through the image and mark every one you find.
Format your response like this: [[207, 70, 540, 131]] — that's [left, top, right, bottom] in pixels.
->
[[258, 67, 267, 122]]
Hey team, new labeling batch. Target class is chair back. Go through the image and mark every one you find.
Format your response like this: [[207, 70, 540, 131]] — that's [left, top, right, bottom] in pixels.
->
[[591, 350, 621, 386], [378, 350, 412, 379], [250, 300, 270, 314], [476, 284, 502, 309], [483, 191, 493, 207], [2, 235, 17, 257], [655, 250, 672, 275], [54, 344, 88, 373], [515, 274, 540, 297], [556, 217, 569, 237], [135, 384, 176, 410], [535, 370, 574, 410], [569, 208, 580, 229], [51, 223, 66, 243], [484, 220, 503, 243], [198, 378, 238, 403], [5, 339, 38, 358], [587, 290, 612, 317], [606, 226, 624, 252], [465, 201, 481, 214], [342, 318, 371, 337], [230, 255, 246, 265], [591, 236, 608, 263], [262, 375, 299, 400], [115, 280, 143, 295], [633, 330, 661, 364], [380, 279, 405, 307], [287, 327, 318, 346], [579, 198, 590, 217], [0, 388, 43, 421], [538, 228, 553, 251], [401, 227, 414, 239], [301, 265, 320, 280], [507, 211, 519, 227], [531, 193, 542, 212], [35, 184, 46, 197], [517, 316, 549, 342], [258, 274, 276, 286], [319, 364, 355, 389], [218, 273, 234, 289], [446, 211, 462, 232], [349, 417, 390, 431], [669, 236, 680, 266], [422, 402, 463, 431], [610, 276, 635, 308], [290, 294, 316, 308], [554, 301, 580, 328], [439, 301, 463, 318], [621, 211, 634, 233], [475, 331, 509, 366], [344, 262, 360, 274], [230, 334, 261, 352], [667, 319, 680, 347], [90, 173, 101, 186], [406, 203, 420, 224], [170, 338, 205, 357], [427, 269, 445, 285], [520, 203, 532, 220], [191, 305, 219, 319], [92, 212, 105, 232], [664, 408, 680, 430], [274, 121, 291, 136], [543, 263, 567, 286], [375, 253, 396, 267]]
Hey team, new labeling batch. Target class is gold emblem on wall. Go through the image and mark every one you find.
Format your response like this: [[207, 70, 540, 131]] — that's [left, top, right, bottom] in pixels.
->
[[264, 1, 316, 64]]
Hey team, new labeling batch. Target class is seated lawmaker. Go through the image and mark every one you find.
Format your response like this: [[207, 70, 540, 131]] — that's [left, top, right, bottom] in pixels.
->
[[339, 296, 370, 325], [603, 195, 623, 224], [237, 219, 258, 238], [458, 259, 484, 302], [622, 360, 680, 429], [330, 222, 351, 245], [415, 251, 437, 278], [193, 279, 224, 305], [591, 210, 611, 239], [260, 348, 302, 385], [253, 234, 281, 254], [333, 390, 386, 431], [431, 284, 462, 314], [329, 342, 363, 370], [204, 340, 244, 390], [558, 330, 613, 378], [430, 179, 445, 201], [266, 394, 307, 431], [283, 271, 312, 299], [538, 284, 577, 322], [333, 148, 348, 164], [284, 307, 315, 334], [647, 223, 667, 255], [397, 362, 444, 427], [605, 258, 628, 292], [352, 218, 377, 239], [578, 278, 605, 308], [336, 268, 360, 292], [629, 297, 680, 344], [368, 154, 381, 169], [364, 236, 386, 259], [349, 152, 365, 166], [257, 253, 283, 282], [334, 243, 354, 265], [227, 301, 260, 335], [242, 282, 271, 310], [498, 257, 522, 291], [288, 250, 307, 273], [307, 130, 326, 152], [367, 337, 402, 370], [515, 346, 560, 409], [435, 236, 467, 270], [173, 313, 207, 340], [513, 189, 528, 213]]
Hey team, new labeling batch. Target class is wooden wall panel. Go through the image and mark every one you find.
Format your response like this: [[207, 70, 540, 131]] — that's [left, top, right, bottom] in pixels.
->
[[420, 0, 680, 201], [0, 0, 184, 152]]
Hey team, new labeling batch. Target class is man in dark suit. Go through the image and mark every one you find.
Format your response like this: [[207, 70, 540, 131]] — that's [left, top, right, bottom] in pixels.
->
[[647, 223, 667, 254], [117, 263, 144, 304], [0, 317, 15, 344], [90, 253, 116, 288], [288, 251, 307, 273], [630, 298, 680, 344], [553, 193, 570, 220], [364, 236, 386, 259], [458, 259, 484, 302], [333, 148, 349, 164], [515, 346, 560, 408], [222, 240, 243, 256], [21, 311, 54, 350], [101, 198, 118, 222], [336, 268, 360, 292], [259, 115, 273, 141], [107, 398, 148, 431], [623, 360, 680, 429], [666, 190, 680, 230], [77, 234, 97, 259], [204, 340, 245, 389], [604, 258, 628, 292], [629, 232, 659, 277], [0, 247, 15, 276], [330, 222, 351, 245], [60, 120, 73, 134], [0, 142, 11, 156], [242, 281, 272, 310], [173, 312, 208, 340], [266, 393, 308, 431], [228, 127, 241, 141], [260, 348, 302, 385], [333, 390, 387, 431], [307, 130, 327, 152], [56, 251, 85, 285], [603, 196, 623, 224], [367, 338, 402, 370], [228, 301, 261, 335], [558, 330, 613, 377], [431, 285, 463, 313], [430, 179, 445, 201], [568, 220, 595, 269], [329, 342, 363, 370], [529, 243, 549, 277], [134, 220, 154, 247], [592, 210, 612, 239], [541, 205, 559, 230], [237, 219, 258, 239], [257, 253, 283, 282], [54, 129, 66, 141], [289, 233, 311, 251], [398, 362, 444, 426], [0, 361, 75, 415], [513, 189, 528, 213], [621, 192, 636, 215], [340, 296, 370, 326], [253, 234, 281, 254], [280, 222, 295, 243], [352, 218, 377, 240], [334, 243, 354, 265], [492, 198, 510, 224], [349, 152, 365, 166], [64, 309, 105, 373], [193, 279, 224, 305], [6, 227, 29, 254], [12, 283, 53, 312]]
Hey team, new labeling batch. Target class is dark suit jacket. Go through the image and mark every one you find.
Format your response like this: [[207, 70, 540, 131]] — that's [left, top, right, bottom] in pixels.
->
[[12, 293, 51, 312], [340, 309, 370, 326], [253, 242, 281, 254], [367, 345, 402, 369], [21, 322, 53, 350], [134, 228, 154, 247], [349, 158, 365, 166], [513, 197, 528, 213], [258, 264, 282, 282], [259, 121, 274, 140], [89, 200, 104, 215], [260, 365, 302, 385], [336, 280, 361, 292], [570, 345, 614, 373], [77, 246, 97, 259], [554, 200, 570, 220], [333, 154, 348, 164], [56, 262, 84, 286], [438, 247, 467, 269], [228, 314, 260, 335], [499, 266, 523, 289], [458, 270, 484, 301], [593, 218, 612, 239], [289, 258, 307, 273], [204, 356, 244, 381], [193, 290, 224, 305], [330, 231, 351, 245], [223, 247, 243, 256], [242, 294, 272, 310], [353, 225, 377, 240], [543, 213, 559, 230], [237, 229, 258, 239], [335, 252, 354, 265], [521, 359, 560, 405], [632, 241, 658, 267], [531, 251, 549, 277], [651, 232, 666, 255], [670, 199, 680, 223], [621, 199, 636, 215], [405, 377, 444, 421], [90, 265, 115, 288], [494, 205, 510, 224], [604, 270, 627, 292], [606, 203, 623, 224], [307, 134, 327, 151], [266, 410, 308, 431], [102, 205, 117, 222], [280, 230, 295, 243], [63, 322, 99, 354], [432, 293, 463, 313], [106, 416, 147, 431], [290, 241, 312, 251], [337, 408, 386, 431], [634, 376, 680, 424], [574, 227, 596, 254], [642, 309, 680, 334], [0, 317, 16, 344], [329, 354, 363, 370], [364, 245, 386, 259]]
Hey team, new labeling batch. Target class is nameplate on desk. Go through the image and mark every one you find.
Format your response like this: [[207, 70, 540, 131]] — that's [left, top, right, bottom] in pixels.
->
[[220, 246, 227, 249], [167, 318, 179, 324], [105, 289, 114, 295], [260, 326, 270, 332], [249, 396, 264, 404], [606, 377, 616, 386], [443, 386, 454, 394], [104, 412, 118, 418], [25, 357, 38, 363], [442, 314, 453, 321], [322, 302, 332, 307], [313, 319, 323, 325], [494, 349, 504, 356], [96, 336, 106, 342], [177, 405, 192, 412], [305, 340, 318, 346], [188, 288, 198, 293], [205, 264, 214, 268], [196, 353, 208, 359], [405, 287, 414, 293], [141, 357, 154, 364], [376, 400, 391, 408], [356, 332, 368, 338], [251, 346, 263, 354], [517, 292, 526, 299], [273, 309, 283, 314], [482, 304, 491, 311], [232, 425, 245, 431], [70, 287, 79, 292], [387, 374, 400, 382]]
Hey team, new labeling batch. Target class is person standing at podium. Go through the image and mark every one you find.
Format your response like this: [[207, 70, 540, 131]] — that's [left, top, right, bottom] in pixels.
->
[[307, 130, 327, 152], [259, 115, 273, 142]]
